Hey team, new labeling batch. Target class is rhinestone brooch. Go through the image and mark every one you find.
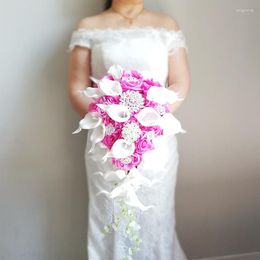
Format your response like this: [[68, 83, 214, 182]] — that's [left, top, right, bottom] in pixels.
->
[[119, 90, 144, 113], [105, 123, 115, 135], [122, 122, 142, 143]]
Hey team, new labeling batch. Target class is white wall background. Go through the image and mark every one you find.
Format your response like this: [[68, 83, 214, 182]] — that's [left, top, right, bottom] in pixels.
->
[[0, 0, 259, 259]]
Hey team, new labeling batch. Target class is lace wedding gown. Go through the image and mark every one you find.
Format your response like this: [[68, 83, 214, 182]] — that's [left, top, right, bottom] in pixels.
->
[[67, 26, 188, 260]]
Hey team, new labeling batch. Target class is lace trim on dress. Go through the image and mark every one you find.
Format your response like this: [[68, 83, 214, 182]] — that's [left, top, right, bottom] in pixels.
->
[[67, 30, 92, 51], [66, 26, 188, 55], [162, 30, 188, 55]]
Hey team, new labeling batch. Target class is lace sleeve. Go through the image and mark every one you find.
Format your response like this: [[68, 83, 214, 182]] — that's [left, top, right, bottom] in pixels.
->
[[161, 30, 188, 56], [66, 29, 92, 52]]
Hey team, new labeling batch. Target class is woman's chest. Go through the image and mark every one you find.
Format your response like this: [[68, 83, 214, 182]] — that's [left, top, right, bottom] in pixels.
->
[[90, 37, 169, 85]]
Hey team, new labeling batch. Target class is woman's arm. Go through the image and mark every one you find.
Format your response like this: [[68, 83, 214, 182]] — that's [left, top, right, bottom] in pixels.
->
[[67, 38, 93, 117], [166, 18, 191, 113], [168, 48, 191, 113]]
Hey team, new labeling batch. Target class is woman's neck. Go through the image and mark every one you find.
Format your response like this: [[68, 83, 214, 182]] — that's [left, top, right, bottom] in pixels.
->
[[111, 0, 144, 17]]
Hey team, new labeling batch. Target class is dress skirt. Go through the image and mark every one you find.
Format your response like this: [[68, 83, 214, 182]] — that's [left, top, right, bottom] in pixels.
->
[[84, 128, 187, 260]]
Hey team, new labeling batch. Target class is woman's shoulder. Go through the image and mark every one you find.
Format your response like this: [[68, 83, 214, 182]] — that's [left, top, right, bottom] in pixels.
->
[[67, 10, 187, 53], [148, 10, 181, 31], [74, 9, 181, 31], [75, 13, 107, 31]]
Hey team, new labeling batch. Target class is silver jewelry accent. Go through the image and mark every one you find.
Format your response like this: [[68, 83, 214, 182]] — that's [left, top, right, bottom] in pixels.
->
[[119, 90, 144, 113], [122, 122, 142, 143], [120, 157, 132, 164], [105, 123, 115, 135], [110, 6, 145, 25]]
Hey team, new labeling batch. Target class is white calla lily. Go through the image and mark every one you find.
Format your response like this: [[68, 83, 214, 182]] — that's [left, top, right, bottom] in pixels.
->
[[127, 167, 162, 187], [96, 167, 157, 211], [110, 139, 135, 158], [89, 142, 109, 161], [84, 73, 123, 98], [82, 87, 102, 98], [135, 107, 161, 126], [107, 64, 124, 80], [100, 149, 112, 162], [72, 112, 101, 134], [88, 124, 106, 153], [89, 76, 100, 84], [97, 104, 130, 122], [98, 78, 122, 96], [94, 170, 126, 182], [111, 187, 154, 211], [158, 113, 187, 135], [147, 86, 184, 104], [167, 90, 184, 104]]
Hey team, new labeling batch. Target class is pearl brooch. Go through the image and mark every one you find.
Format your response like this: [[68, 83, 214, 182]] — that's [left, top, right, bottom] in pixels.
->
[[122, 122, 142, 143], [119, 90, 144, 113]]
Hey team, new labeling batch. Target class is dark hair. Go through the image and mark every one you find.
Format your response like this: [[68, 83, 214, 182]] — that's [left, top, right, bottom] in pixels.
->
[[104, 0, 112, 10]]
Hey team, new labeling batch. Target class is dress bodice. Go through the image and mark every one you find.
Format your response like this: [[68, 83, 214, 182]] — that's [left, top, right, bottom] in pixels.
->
[[67, 26, 188, 87]]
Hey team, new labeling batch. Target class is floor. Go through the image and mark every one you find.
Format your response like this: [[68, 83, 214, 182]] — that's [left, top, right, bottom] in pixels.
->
[[195, 252, 260, 260]]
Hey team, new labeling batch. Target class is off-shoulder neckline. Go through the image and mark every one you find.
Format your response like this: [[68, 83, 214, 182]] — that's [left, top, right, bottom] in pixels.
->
[[73, 25, 182, 34]]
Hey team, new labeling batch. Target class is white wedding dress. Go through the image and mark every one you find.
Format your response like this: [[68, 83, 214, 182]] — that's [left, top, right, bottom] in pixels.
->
[[67, 26, 188, 260]]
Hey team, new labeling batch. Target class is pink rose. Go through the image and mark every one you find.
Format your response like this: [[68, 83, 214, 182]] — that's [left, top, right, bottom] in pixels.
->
[[96, 95, 119, 104], [101, 131, 121, 149], [141, 81, 152, 92], [131, 152, 142, 166], [120, 70, 143, 91], [150, 126, 163, 136], [143, 78, 161, 88], [140, 126, 163, 137], [88, 102, 98, 112], [135, 137, 154, 154], [111, 153, 142, 170], [143, 99, 155, 107]]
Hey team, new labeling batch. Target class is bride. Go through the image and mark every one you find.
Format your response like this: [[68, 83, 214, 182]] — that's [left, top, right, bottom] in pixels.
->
[[67, 0, 191, 259]]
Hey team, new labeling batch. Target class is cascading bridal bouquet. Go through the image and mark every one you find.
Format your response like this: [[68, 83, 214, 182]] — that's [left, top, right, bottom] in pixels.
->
[[72, 64, 186, 259]]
